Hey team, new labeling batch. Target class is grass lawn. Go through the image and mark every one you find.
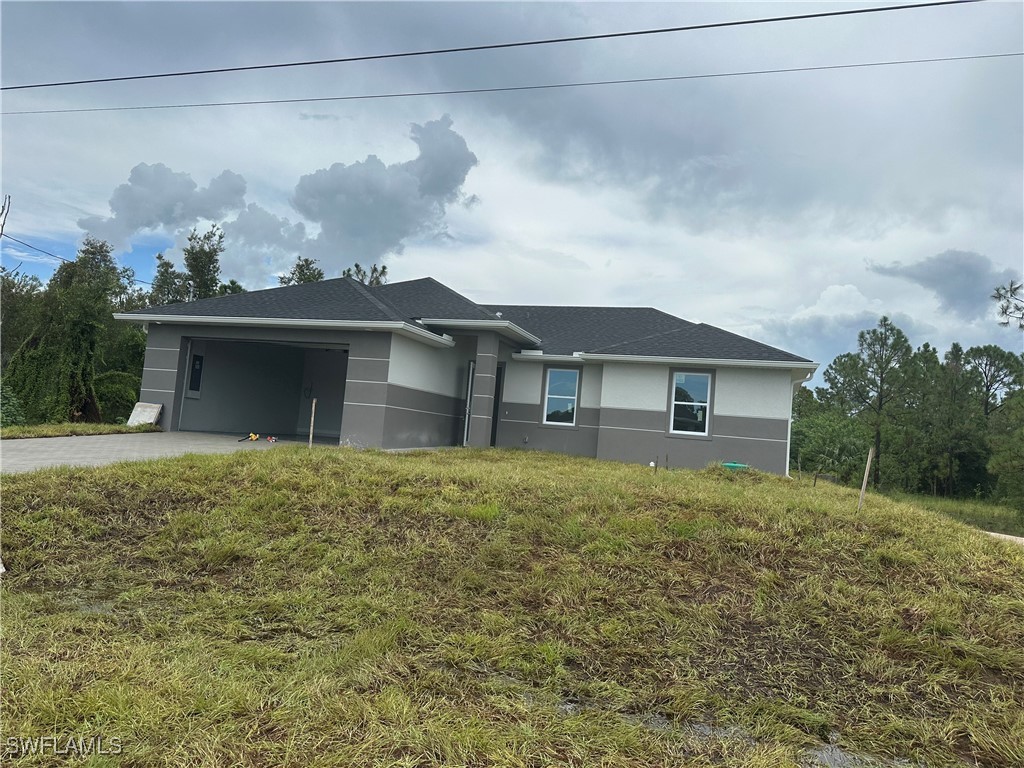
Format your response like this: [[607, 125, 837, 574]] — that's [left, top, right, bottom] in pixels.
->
[[0, 423, 161, 440], [884, 492, 1024, 539], [2, 448, 1022, 767]]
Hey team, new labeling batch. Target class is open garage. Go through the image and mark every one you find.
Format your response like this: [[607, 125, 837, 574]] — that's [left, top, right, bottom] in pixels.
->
[[176, 339, 348, 441]]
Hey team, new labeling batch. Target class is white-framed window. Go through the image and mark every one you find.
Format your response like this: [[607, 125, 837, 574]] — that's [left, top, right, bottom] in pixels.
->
[[670, 371, 710, 435], [543, 368, 579, 425]]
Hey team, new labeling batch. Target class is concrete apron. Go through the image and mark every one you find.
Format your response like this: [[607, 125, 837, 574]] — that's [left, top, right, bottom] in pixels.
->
[[0, 431, 284, 474]]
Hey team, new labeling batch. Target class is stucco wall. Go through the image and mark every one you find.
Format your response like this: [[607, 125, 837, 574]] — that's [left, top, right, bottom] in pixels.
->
[[494, 359, 794, 474], [387, 333, 464, 398], [502, 360, 543, 404], [714, 367, 793, 420]]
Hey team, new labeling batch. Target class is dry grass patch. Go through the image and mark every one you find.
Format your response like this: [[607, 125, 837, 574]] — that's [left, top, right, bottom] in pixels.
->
[[2, 448, 1023, 767]]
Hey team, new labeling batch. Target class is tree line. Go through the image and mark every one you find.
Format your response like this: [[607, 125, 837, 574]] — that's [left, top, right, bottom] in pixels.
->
[[792, 316, 1024, 510], [0, 226, 384, 426]]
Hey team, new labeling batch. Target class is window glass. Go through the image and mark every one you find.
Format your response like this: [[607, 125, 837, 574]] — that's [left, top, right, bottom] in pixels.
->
[[671, 372, 710, 434], [544, 369, 579, 425], [188, 354, 204, 393]]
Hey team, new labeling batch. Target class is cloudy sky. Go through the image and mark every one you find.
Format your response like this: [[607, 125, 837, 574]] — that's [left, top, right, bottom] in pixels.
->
[[2, 0, 1021, 378]]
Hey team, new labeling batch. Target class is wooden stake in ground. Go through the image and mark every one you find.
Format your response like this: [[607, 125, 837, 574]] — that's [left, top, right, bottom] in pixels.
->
[[858, 445, 875, 512], [308, 397, 317, 448]]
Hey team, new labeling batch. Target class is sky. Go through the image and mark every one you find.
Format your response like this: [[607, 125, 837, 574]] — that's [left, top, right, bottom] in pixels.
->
[[2, 0, 1022, 381]]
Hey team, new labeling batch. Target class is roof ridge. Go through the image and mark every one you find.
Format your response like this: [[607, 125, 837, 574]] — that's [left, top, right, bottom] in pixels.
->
[[346, 277, 407, 322]]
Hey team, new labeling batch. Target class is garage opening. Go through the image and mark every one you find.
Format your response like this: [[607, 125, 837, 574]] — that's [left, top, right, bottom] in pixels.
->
[[176, 339, 348, 441]]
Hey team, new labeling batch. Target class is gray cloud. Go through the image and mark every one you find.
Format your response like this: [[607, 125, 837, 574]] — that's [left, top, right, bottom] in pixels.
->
[[76, 116, 477, 285], [219, 203, 309, 285], [292, 114, 477, 266], [868, 250, 1019, 320], [760, 309, 936, 385], [78, 163, 246, 245]]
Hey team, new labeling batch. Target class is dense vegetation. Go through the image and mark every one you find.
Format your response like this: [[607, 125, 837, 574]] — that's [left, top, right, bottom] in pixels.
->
[[3, 448, 1022, 767], [791, 317, 1024, 512]]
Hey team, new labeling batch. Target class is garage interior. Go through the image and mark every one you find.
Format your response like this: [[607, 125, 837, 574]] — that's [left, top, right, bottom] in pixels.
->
[[176, 339, 348, 441]]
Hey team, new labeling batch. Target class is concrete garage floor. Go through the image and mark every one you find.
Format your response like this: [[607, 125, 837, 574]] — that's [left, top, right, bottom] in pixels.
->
[[0, 431, 287, 474]]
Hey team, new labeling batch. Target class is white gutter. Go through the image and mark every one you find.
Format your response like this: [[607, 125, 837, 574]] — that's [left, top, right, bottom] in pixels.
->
[[112, 314, 455, 348], [512, 351, 819, 372], [418, 318, 542, 346]]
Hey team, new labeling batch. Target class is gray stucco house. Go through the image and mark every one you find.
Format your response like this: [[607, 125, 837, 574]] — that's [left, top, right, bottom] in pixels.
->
[[115, 276, 817, 474]]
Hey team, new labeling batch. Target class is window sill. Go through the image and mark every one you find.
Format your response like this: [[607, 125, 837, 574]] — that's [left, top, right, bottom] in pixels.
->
[[667, 429, 712, 441]]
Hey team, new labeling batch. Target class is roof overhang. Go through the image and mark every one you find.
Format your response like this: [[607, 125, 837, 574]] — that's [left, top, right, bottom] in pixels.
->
[[418, 318, 542, 347], [512, 351, 819, 374], [113, 314, 455, 348]]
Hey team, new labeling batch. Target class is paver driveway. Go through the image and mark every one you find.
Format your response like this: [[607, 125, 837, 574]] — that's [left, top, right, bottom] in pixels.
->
[[0, 432, 285, 474]]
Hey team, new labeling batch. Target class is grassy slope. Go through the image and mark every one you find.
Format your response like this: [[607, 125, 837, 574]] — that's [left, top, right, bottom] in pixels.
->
[[2, 448, 1023, 768], [884, 492, 1024, 539], [0, 423, 161, 439]]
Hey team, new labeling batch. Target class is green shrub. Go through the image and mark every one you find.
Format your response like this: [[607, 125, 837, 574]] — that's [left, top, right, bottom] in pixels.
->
[[93, 370, 141, 424], [0, 381, 28, 426]]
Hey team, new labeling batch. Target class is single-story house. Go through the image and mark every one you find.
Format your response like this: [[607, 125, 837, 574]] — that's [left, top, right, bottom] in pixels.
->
[[115, 276, 817, 474]]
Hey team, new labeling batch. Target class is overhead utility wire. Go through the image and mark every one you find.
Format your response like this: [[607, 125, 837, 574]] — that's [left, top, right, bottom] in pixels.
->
[[1, 0, 984, 91], [1, 233, 153, 285], [2, 233, 72, 263], [5, 52, 1017, 117]]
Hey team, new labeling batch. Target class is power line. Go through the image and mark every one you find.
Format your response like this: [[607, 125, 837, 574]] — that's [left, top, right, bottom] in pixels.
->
[[4, 52, 1017, 117], [1, 0, 985, 92], [1, 233, 153, 285], [1, 233, 72, 263]]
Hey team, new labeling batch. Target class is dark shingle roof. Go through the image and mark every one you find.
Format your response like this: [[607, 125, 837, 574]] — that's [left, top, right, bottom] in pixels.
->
[[373, 278, 496, 321], [123, 276, 810, 363], [483, 305, 692, 356], [590, 323, 812, 363], [124, 277, 405, 322]]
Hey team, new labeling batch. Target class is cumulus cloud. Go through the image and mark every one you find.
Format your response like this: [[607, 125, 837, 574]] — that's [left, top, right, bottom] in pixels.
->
[[78, 163, 246, 245], [292, 114, 478, 268], [78, 115, 477, 285], [758, 284, 935, 379], [219, 204, 309, 286], [868, 250, 1019, 320]]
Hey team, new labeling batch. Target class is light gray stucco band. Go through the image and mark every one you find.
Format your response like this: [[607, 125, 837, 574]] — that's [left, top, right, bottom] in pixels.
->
[[143, 347, 179, 371]]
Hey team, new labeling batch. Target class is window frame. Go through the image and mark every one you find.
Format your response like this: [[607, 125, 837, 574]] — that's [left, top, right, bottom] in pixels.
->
[[667, 369, 713, 438], [542, 366, 581, 427]]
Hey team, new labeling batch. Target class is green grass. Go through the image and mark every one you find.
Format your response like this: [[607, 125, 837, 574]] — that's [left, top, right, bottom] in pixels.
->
[[0, 422, 161, 439], [885, 492, 1024, 538], [2, 448, 1023, 767]]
